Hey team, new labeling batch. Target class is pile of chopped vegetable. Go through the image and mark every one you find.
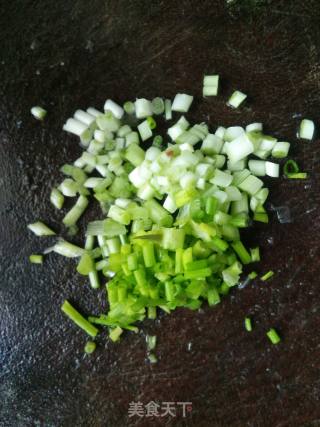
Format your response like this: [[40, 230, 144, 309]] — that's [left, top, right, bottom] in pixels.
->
[[29, 75, 312, 347]]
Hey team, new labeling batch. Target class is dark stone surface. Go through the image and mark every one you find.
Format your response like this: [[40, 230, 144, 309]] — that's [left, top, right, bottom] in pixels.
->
[[1, 1, 320, 426]]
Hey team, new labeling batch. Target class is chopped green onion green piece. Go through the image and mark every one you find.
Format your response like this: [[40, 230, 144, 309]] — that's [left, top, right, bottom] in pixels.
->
[[283, 159, 299, 176], [109, 326, 123, 342], [248, 271, 258, 279], [29, 254, 43, 264], [266, 328, 281, 345], [250, 247, 260, 262], [84, 341, 96, 354], [147, 116, 157, 130], [244, 317, 252, 332], [287, 172, 308, 179], [232, 241, 251, 264], [172, 93, 193, 113], [261, 270, 274, 281], [61, 300, 98, 337], [77, 253, 94, 275]]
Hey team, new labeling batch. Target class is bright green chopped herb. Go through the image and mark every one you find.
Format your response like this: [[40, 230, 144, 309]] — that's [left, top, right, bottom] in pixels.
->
[[261, 270, 274, 281], [248, 271, 258, 279], [250, 247, 260, 262], [267, 328, 281, 345], [29, 254, 43, 264], [61, 300, 98, 337], [84, 341, 96, 354], [245, 317, 252, 332], [109, 326, 123, 342]]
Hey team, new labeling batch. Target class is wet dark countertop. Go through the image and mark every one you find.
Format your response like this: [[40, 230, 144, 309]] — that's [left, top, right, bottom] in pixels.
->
[[1, 1, 320, 426]]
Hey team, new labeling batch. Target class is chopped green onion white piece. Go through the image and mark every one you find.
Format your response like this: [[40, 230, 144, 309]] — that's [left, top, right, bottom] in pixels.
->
[[63, 118, 92, 145], [87, 107, 102, 117], [203, 75, 219, 96], [246, 123, 262, 133], [27, 221, 56, 236], [135, 98, 152, 119], [104, 99, 124, 119], [265, 161, 279, 178], [272, 142, 290, 158], [74, 109, 96, 127], [171, 93, 194, 113], [52, 240, 84, 258], [137, 119, 153, 141], [31, 106, 47, 120], [50, 188, 65, 209], [248, 160, 266, 176], [227, 90, 247, 108], [298, 119, 315, 140], [151, 97, 165, 115]]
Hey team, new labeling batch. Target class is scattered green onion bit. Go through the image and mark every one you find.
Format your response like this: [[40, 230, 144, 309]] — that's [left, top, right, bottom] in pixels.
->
[[146, 335, 157, 351], [248, 271, 258, 279], [61, 300, 98, 337], [283, 160, 307, 179], [287, 172, 308, 179], [27, 221, 56, 236], [29, 254, 43, 264], [123, 101, 135, 115], [109, 326, 123, 342], [266, 328, 281, 345], [84, 340, 96, 354], [298, 119, 315, 140], [283, 159, 299, 175], [244, 317, 252, 332], [148, 353, 158, 364], [31, 106, 47, 120], [50, 188, 65, 210], [203, 75, 219, 97], [261, 270, 274, 281], [227, 90, 247, 108]]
